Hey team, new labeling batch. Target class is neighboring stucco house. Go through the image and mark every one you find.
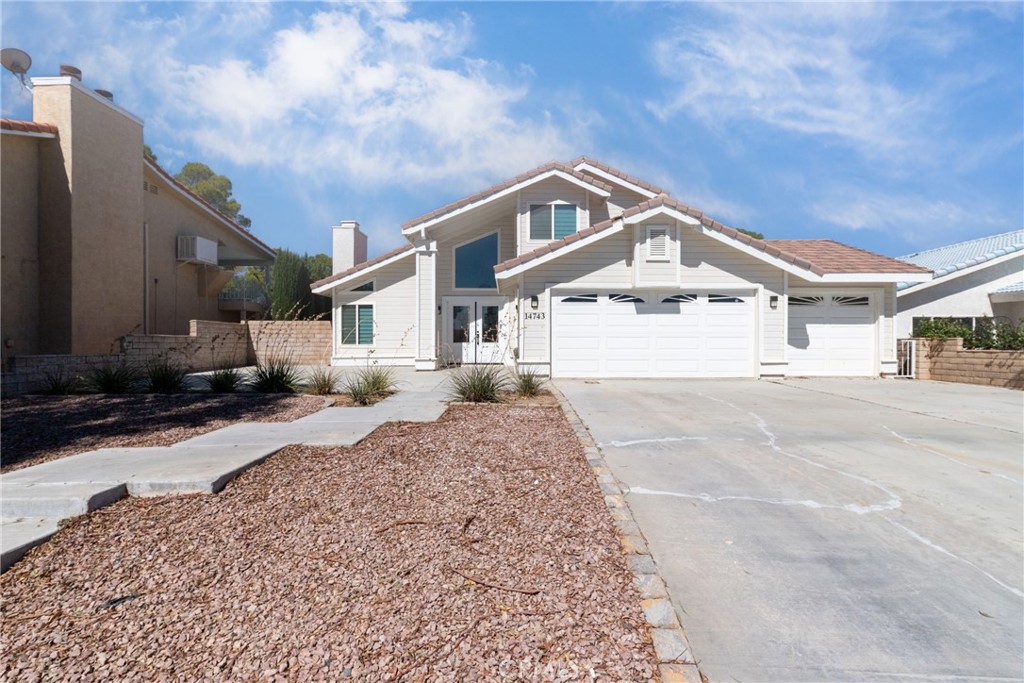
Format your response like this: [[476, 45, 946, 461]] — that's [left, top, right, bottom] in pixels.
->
[[1, 66, 275, 360], [312, 159, 931, 378], [895, 230, 1024, 338]]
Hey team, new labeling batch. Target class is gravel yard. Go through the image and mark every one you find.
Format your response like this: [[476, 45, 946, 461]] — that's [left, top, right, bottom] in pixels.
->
[[1, 404, 657, 681], [0, 394, 328, 472]]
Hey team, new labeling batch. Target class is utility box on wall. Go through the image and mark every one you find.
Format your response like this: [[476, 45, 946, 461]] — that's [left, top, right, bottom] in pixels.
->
[[177, 235, 218, 266]]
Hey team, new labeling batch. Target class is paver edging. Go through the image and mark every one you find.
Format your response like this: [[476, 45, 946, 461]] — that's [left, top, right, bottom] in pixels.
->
[[549, 383, 706, 683]]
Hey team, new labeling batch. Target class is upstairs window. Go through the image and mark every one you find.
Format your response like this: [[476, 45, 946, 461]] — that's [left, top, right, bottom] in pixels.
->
[[530, 204, 577, 240], [351, 281, 374, 292], [455, 232, 499, 289]]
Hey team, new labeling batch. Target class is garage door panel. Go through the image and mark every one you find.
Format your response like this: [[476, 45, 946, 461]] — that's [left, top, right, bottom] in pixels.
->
[[553, 291, 755, 378], [787, 294, 875, 376]]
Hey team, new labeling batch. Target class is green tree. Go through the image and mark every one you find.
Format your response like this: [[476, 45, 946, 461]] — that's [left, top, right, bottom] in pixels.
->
[[304, 253, 333, 318], [143, 144, 157, 161], [269, 249, 311, 320], [737, 228, 765, 240], [174, 162, 252, 229]]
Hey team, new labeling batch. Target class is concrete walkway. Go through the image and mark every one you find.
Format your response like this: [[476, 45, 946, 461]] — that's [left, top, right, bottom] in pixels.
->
[[1, 369, 452, 572]]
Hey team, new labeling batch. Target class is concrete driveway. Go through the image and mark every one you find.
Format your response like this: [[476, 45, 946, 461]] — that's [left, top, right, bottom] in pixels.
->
[[556, 378, 1023, 682]]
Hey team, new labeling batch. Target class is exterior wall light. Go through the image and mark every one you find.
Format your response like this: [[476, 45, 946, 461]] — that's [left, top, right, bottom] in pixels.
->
[[769, 295, 779, 310], [530, 296, 539, 310]]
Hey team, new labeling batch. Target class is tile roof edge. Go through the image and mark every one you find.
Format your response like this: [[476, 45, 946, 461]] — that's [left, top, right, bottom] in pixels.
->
[[311, 243, 415, 289]]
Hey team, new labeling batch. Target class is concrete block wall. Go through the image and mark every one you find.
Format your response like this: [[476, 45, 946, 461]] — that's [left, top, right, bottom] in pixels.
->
[[914, 338, 1024, 390], [1, 354, 122, 396], [246, 321, 332, 366]]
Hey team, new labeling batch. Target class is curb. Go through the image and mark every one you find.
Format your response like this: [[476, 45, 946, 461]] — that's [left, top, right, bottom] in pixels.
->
[[550, 384, 706, 683]]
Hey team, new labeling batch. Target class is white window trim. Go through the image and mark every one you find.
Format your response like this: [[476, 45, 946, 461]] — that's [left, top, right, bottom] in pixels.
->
[[529, 202, 577, 241], [339, 303, 374, 346], [646, 224, 671, 262]]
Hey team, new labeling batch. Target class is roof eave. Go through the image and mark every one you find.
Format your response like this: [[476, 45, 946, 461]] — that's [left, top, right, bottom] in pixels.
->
[[310, 247, 414, 294], [495, 220, 625, 281], [401, 169, 611, 237]]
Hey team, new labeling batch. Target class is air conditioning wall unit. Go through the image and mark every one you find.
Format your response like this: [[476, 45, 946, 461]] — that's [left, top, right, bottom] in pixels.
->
[[177, 235, 219, 266]]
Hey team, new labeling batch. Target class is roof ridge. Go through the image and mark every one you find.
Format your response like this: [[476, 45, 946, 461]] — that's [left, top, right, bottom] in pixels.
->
[[569, 156, 668, 195]]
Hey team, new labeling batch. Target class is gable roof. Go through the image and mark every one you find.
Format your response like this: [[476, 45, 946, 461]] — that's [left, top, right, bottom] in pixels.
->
[[401, 161, 613, 235], [144, 156, 275, 260], [497, 194, 930, 282], [570, 156, 667, 197], [896, 230, 1024, 291], [1, 118, 58, 137], [310, 243, 414, 294]]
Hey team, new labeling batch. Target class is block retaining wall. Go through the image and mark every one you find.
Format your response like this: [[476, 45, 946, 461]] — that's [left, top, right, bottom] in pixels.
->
[[913, 338, 1024, 390], [0, 320, 311, 397]]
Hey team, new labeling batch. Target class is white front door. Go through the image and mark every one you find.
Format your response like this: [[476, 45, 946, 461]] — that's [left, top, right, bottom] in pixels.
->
[[443, 297, 506, 364]]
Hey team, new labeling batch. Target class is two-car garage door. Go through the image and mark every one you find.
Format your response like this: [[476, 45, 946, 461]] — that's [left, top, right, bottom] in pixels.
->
[[552, 291, 756, 378]]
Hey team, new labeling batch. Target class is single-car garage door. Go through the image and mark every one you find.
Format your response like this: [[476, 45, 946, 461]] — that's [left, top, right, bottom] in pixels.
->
[[552, 291, 756, 378], [787, 293, 877, 376]]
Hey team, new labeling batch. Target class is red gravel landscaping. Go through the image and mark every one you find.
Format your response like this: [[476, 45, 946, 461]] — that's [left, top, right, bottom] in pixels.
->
[[0, 393, 328, 473], [0, 404, 658, 681]]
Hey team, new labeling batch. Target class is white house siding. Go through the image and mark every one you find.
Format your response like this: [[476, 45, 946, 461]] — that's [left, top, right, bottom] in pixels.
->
[[416, 249, 436, 364], [677, 229, 786, 363], [590, 185, 648, 225], [517, 178, 590, 253], [331, 257, 417, 366], [633, 220, 679, 286], [895, 254, 1024, 337]]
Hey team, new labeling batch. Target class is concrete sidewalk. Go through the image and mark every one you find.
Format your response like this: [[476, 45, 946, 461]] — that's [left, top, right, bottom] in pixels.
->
[[1, 368, 452, 572]]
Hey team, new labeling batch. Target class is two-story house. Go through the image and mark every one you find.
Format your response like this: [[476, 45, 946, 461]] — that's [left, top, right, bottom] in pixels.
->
[[311, 159, 930, 378]]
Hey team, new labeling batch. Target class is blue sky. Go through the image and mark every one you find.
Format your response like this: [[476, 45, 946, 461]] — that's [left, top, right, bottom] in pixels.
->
[[3, 2, 1021, 261]]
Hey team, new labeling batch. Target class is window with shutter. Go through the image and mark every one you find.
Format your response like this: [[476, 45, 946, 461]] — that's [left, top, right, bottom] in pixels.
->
[[340, 304, 373, 345], [529, 203, 577, 240]]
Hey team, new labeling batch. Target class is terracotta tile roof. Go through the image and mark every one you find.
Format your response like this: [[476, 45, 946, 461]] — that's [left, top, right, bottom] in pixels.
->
[[311, 243, 414, 290], [144, 157, 275, 258], [497, 194, 931, 277], [765, 240, 931, 275], [569, 156, 667, 196], [402, 161, 613, 231], [1, 118, 58, 135]]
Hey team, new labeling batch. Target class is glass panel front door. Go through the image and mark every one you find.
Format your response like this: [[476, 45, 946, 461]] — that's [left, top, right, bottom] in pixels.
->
[[443, 298, 506, 365]]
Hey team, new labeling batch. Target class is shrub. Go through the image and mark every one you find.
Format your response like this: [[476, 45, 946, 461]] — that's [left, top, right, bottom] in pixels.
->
[[204, 367, 243, 393], [511, 367, 545, 397], [86, 363, 140, 394], [146, 359, 189, 394], [306, 366, 340, 395], [915, 316, 1024, 350], [248, 358, 301, 393], [342, 366, 397, 405], [40, 369, 81, 395], [448, 365, 508, 403]]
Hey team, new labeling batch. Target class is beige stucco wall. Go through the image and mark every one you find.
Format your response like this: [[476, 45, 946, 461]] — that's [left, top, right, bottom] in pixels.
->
[[1, 134, 44, 361], [34, 80, 145, 354]]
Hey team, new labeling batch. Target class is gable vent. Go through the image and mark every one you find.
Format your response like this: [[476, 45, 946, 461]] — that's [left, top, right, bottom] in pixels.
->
[[647, 225, 669, 261]]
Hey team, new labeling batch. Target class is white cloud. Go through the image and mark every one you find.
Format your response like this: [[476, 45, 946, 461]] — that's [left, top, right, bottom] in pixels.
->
[[159, 5, 582, 189], [646, 4, 933, 160]]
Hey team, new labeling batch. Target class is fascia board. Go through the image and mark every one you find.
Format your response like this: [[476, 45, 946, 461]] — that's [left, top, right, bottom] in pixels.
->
[[897, 250, 1023, 296], [573, 163, 659, 199], [624, 206, 702, 226], [145, 158, 275, 261], [401, 169, 612, 237], [694, 225, 825, 281], [820, 272, 932, 283], [310, 249, 414, 294], [495, 222, 625, 281], [0, 129, 56, 140]]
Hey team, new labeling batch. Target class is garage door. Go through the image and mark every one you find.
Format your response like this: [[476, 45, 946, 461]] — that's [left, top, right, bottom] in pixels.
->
[[552, 291, 756, 378], [787, 294, 876, 376]]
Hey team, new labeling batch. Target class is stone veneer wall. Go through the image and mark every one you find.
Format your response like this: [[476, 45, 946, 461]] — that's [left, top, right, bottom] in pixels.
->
[[914, 338, 1024, 390], [245, 321, 332, 366], [1, 320, 249, 397]]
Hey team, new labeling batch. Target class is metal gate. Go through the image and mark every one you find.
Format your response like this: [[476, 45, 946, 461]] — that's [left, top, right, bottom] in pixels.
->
[[897, 339, 916, 378]]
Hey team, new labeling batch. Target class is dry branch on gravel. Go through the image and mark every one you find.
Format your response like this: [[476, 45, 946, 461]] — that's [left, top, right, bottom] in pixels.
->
[[1, 405, 658, 681]]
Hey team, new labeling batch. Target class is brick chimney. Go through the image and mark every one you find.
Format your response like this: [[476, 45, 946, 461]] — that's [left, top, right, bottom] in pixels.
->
[[332, 220, 367, 274]]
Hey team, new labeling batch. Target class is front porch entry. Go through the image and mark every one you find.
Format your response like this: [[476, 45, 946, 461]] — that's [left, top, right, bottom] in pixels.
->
[[441, 296, 508, 364]]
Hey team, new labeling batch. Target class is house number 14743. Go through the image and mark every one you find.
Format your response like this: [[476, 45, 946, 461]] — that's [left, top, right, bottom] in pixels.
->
[[525, 312, 546, 320]]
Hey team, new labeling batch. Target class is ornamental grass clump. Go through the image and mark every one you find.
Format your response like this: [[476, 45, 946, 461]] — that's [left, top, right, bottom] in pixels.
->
[[248, 358, 301, 394], [511, 367, 545, 397], [86, 363, 140, 394], [306, 366, 340, 396], [342, 365, 397, 405], [448, 365, 508, 403], [146, 359, 189, 394], [204, 367, 243, 393], [40, 369, 81, 395]]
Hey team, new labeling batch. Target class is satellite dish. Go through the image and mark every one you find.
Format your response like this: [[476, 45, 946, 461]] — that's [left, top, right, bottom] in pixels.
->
[[1, 48, 32, 87]]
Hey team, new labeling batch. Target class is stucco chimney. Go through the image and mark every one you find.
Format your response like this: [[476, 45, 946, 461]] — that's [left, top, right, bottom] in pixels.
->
[[332, 220, 368, 274]]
